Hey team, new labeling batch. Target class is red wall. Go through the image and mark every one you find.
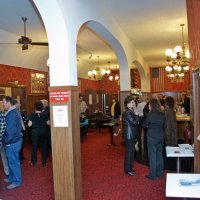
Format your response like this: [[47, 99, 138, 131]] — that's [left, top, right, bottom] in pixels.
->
[[0, 64, 48, 95], [79, 76, 119, 95]]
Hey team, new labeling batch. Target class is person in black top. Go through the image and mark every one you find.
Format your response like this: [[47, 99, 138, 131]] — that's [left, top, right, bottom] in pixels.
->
[[40, 99, 51, 158], [142, 99, 166, 180], [28, 101, 49, 166], [123, 96, 139, 176]]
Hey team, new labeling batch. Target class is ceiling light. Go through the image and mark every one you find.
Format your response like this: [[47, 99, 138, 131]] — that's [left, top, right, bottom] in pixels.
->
[[87, 56, 103, 80], [164, 24, 190, 82], [101, 61, 111, 76], [109, 65, 120, 81], [88, 57, 113, 80], [109, 76, 113, 81]]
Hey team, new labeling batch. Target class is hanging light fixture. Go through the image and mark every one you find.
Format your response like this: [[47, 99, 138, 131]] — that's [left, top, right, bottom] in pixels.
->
[[88, 57, 113, 80], [88, 56, 105, 80], [164, 24, 190, 81]]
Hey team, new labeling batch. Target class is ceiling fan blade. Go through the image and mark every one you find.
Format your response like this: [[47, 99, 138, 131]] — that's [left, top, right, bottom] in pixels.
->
[[31, 42, 48, 46], [0, 42, 18, 45]]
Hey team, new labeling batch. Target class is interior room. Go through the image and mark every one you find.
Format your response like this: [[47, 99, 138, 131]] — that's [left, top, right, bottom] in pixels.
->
[[0, 0, 200, 200]]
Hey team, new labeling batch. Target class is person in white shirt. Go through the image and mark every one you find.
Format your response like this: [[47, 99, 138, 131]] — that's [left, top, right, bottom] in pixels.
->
[[79, 95, 88, 115]]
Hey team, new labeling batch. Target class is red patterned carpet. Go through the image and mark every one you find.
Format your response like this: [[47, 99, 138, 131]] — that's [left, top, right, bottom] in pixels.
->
[[0, 128, 177, 200]]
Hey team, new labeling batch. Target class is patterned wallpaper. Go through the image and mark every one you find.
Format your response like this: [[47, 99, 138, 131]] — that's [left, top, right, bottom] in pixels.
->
[[0, 64, 48, 95], [1, 64, 187, 96], [79, 76, 119, 95]]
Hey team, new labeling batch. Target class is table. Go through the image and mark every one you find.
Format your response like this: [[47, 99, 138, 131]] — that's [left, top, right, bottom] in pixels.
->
[[166, 145, 194, 173], [166, 173, 200, 199], [103, 122, 116, 146]]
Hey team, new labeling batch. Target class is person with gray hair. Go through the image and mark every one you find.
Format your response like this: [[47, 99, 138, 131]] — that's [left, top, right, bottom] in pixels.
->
[[2, 96, 23, 189]]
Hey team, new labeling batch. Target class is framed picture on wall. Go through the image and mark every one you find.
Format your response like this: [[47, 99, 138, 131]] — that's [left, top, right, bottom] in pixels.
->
[[31, 72, 46, 94]]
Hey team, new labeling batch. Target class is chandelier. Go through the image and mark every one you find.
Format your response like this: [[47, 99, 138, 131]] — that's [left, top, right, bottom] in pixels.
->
[[165, 24, 190, 81], [88, 57, 111, 80]]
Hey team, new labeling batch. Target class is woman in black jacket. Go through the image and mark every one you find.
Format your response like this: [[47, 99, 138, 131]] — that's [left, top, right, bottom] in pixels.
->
[[142, 99, 166, 180], [123, 96, 139, 176], [28, 101, 49, 166]]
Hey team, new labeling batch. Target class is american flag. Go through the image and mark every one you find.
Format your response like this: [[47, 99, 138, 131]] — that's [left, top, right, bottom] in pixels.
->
[[151, 67, 166, 92]]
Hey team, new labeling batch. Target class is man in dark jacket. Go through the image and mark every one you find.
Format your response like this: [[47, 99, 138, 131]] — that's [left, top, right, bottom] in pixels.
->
[[111, 98, 121, 136], [2, 96, 23, 189]]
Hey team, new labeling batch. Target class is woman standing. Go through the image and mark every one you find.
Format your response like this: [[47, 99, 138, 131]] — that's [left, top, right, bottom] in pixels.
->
[[164, 96, 177, 146], [123, 96, 139, 176], [28, 101, 49, 166], [142, 99, 166, 180]]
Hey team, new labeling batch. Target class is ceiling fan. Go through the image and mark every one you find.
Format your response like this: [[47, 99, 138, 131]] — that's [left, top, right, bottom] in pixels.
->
[[0, 17, 48, 50]]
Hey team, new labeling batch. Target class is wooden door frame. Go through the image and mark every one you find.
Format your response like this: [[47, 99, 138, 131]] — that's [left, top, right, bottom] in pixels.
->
[[192, 67, 200, 173]]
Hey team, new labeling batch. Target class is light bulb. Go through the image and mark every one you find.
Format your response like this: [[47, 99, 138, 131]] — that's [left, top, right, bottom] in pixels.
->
[[179, 73, 184, 77], [171, 52, 177, 59], [165, 49, 172, 56], [168, 74, 175, 78], [177, 66, 182, 71], [165, 66, 172, 72], [101, 69, 106, 75], [174, 45, 182, 53], [185, 50, 190, 58], [183, 66, 189, 71], [109, 76, 113, 81], [115, 75, 119, 80], [106, 69, 111, 75], [92, 70, 97, 75], [173, 65, 178, 71], [88, 71, 92, 76]]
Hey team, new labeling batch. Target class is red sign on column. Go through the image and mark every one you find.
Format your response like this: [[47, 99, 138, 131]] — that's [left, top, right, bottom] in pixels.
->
[[50, 90, 69, 103]]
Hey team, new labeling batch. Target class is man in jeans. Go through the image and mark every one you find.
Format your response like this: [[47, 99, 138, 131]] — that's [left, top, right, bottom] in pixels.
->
[[0, 105, 9, 180], [2, 96, 23, 190]]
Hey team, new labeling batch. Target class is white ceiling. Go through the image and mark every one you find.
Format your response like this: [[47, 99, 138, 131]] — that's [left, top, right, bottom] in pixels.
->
[[0, 0, 188, 77]]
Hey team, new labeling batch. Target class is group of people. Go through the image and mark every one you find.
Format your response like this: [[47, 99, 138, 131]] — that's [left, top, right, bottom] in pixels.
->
[[122, 93, 182, 180], [78, 93, 189, 179], [0, 96, 50, 190]]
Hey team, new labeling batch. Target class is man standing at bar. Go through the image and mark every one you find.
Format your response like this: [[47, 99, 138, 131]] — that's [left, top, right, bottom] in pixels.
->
[[2, 96, 23, 190]]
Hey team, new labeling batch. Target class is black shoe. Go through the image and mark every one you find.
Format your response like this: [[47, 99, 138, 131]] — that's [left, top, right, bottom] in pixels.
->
[[125, 171, 135, 176], [145, 175, 155, 180]]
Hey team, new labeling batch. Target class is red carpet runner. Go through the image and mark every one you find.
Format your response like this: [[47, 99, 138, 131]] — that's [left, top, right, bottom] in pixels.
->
[[0, 128, 172, 200]]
